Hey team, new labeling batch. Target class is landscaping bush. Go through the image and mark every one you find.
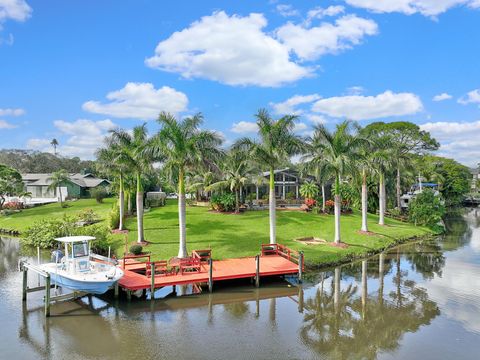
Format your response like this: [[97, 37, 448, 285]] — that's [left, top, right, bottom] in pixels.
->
[[90, 187, 108, 203], [108, 203, 120, 230], [129, 244, 143, 255], [210, 193, 236, 212], [77, 208, 99, 224], [408, 189, 445, 227], [286, 191, 296, 200], [325, 199, 335, 214]]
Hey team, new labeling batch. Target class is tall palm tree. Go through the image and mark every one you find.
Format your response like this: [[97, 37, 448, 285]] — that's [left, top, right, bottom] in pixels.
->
[[311, 121, 366, 244], [154, 112, 223, 258], [206, 149, 251, 213], [48, 169, 69, 207], [235, 109, 303, 244], [110, 124, 154, 243], [50, 138, 59, 155]]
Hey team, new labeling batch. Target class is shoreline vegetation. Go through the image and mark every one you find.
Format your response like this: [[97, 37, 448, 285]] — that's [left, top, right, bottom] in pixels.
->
[[0, 198, 434, 268]]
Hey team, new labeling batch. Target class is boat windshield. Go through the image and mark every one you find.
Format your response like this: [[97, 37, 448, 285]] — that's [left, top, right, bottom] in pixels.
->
[[72, 242, 89, 258]]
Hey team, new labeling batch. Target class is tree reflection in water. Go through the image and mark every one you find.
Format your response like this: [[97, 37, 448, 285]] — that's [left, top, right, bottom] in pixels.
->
[[300, 248, 441, 359]]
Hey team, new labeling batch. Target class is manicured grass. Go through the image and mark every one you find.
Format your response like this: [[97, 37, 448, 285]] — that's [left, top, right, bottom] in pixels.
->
[[125, 200, 433, 267], [0, 198, 114, 232]]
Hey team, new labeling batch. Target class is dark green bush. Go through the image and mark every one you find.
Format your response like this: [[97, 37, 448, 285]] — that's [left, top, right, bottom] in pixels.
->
[[108, 203, 120, 230], [129, 244, 143, 255], [90, 187, 108, 203], [77, 208, 99, 223], [408, 189, 446, 227], [210, 193, 236, 212]]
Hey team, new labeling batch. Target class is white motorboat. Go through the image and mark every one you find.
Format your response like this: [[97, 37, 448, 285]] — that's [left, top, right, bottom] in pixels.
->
[[38, 236, 123, 294]]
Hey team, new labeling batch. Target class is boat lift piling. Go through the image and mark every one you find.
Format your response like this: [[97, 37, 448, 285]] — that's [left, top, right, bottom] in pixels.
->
[[20, 262, 52, 317]]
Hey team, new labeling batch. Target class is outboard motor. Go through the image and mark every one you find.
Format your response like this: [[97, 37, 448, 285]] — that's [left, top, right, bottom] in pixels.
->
[[51, 249, 64, 263]]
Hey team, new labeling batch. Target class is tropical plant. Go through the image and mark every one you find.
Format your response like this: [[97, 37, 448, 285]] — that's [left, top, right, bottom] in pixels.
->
[[235, 109, 303, 244], [309, 121, 366, 244], [210, 193, 236, 212], [0, 164, 23, 210], [110, 124, 155, 243], [47, 169, 69, 207], [300, 181, 319, 200], [154, 112, 223, 257], [50, 138, 59, 155], [408, 189, 446, 227]]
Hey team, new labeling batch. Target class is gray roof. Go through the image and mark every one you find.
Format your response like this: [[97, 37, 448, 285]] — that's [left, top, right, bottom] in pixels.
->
[[22, 173, 110, 188]]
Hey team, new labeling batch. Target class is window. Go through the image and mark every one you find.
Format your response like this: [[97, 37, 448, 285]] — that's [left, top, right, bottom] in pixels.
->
[[72, 242, 88, 258]]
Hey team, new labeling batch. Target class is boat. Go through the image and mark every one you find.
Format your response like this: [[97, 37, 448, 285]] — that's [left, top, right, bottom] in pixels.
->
[[37, 236, 124, 294], [400, 182, 440, 210]]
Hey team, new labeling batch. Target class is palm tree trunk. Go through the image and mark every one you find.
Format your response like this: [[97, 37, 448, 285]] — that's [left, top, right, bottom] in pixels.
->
[[321, 183, 326, 213], [127, 192, 132, 215], [119, 173, 124, 231], [396, 166, 401, 210], [58, 186, 63, 207], [379, 172, 385, 226], [334, 267, 340, 312], [178, 168, 188, 258], [235, 189, 240, 213], [334, 175, 341, 243], [136, 172, 144, 243], [269, 168, 276, 244], [361, 169, 368, 232]]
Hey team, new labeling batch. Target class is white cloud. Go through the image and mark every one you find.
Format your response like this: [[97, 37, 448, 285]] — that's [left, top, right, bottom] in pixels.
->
[[231, 121, 259, 134], [0, 107, 24, 116], [146, 11, 310, 87], [0, 0, 31, 26], [305, 114, 328, 124], [306, 5, 345, 22], [346, 86, 365, 95], [0, 119, 17, 129], [276, 15, 378, 61], [311, 90, 423, 120], [27, 119, 118, 159], [276, 4, 299, 17], [82, 82, 188, 120], [433, 92, 452, 101], [294, 122, 308, 133], [420, 120, 480, 166], [270, 94, 321, 115], [344, 0, 480, 17], [458, 89, 480, 105]]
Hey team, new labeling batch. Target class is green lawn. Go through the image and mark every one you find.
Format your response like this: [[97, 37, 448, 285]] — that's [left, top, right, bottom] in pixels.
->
[[125, 200, 433, 267], [0, 198, 114, 232], [1, 198, 433, 267]]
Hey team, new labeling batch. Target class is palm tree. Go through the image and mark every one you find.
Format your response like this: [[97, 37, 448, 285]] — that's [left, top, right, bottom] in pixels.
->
[[154, 112, 223, 258], [110, 125, 154, 243], [48, 169, 69, 207], [206, 149, 251, 213], [50, 138, 59, 155], [235, 109, 303, 244], [310, 121, 366, 244], [96, 136, 131, 231]]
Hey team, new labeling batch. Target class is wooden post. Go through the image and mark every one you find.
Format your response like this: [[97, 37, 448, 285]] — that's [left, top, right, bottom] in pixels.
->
[[126, 290, 132, 302], [44, 275, 51, 317], [114, 282, 119, 299], [298, 251, 304, 283], [22, 264, 28, 302], [208, 258, 213, 293], [150, 262, 155, 300], [255, 255, 260, 288]]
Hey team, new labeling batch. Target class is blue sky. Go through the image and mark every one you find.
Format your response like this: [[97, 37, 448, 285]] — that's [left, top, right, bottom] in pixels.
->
[[1, 0, 480, 166]]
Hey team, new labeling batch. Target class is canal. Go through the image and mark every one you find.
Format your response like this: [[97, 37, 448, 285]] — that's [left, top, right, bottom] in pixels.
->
[[1, 208, 479, 359]]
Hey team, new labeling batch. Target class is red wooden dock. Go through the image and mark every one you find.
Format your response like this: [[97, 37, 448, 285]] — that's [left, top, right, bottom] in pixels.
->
[[117, 244, 303, 294]]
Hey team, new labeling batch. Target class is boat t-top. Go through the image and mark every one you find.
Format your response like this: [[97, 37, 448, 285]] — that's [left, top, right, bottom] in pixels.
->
[[37, 236, 124, 294]]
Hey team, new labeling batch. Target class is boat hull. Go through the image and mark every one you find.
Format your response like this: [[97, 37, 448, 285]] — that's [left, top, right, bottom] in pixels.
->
[[49, 272, 119, 294]]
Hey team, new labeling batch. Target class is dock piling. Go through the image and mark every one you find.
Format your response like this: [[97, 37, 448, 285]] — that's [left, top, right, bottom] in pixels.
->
[[150, 262, 155, 300], [255, 255, 260, 288], [298, 251, 304, 283], [44, 275, 51, 317], [22, 264, 28, 302], [114, 282, 119, 299], [208, 258, 213, 293]]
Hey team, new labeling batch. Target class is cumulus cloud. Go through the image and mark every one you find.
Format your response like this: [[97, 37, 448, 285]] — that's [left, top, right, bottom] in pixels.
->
[[27, 119, 118, 159], [0, 0, 31, 26], [433, 93, 453, 101], [344, 0, 480, 17], [82, 82, 188, 120], [307, 5, 345, 21], [231, 121, 259, 134], [276, 14, 378, 61], [311, 90, 423, 121], [0, 107, 25, 116], [305, 114, 328, 124], [458, 89, 480, 105], [146, 11, 310, 87], [276, 4, 299, 17], [0, 119, 17, 129], [270, 94, 321, 115], [420, 120, 480, 166]]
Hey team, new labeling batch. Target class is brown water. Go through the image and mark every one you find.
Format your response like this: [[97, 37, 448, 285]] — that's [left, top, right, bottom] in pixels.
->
[[1, 208, 480, 360]]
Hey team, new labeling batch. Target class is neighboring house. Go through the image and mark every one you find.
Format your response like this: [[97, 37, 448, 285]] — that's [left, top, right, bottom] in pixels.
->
[[247, 168, 317, 201], [22, 173, 110, 203], [470, 168, 480, 191]]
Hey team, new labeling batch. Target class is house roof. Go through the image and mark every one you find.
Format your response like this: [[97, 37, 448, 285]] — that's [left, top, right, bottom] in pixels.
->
[[22, 173, 110, 188]]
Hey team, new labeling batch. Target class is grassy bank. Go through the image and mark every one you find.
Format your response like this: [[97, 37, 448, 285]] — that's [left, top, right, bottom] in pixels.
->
[[124, 200, 433, 267], [0, 198, 114, 233], [1, 198, 433, 267]]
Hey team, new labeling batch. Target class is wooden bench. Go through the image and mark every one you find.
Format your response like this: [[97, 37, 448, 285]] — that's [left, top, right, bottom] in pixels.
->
[[179, 257, 201, 274], [192, 249, 212, 263]]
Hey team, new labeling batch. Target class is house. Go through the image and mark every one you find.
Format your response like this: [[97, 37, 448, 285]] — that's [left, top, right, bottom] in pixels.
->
[[470, 168, 480, 191], [22, 173, 110, 203]]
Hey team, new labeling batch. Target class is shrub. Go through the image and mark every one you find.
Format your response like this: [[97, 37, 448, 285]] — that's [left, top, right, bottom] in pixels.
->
[[285, 191, 296, 200], [409, 189, 445, 227], [90, 187, 108, 203], [108, 203, 120, 230], [304, 198, 316, 209], [129, 244, 143, 255], [77, 208, 99, 224], [211, 193, 236, 212], [325, 199, 335, 214]]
